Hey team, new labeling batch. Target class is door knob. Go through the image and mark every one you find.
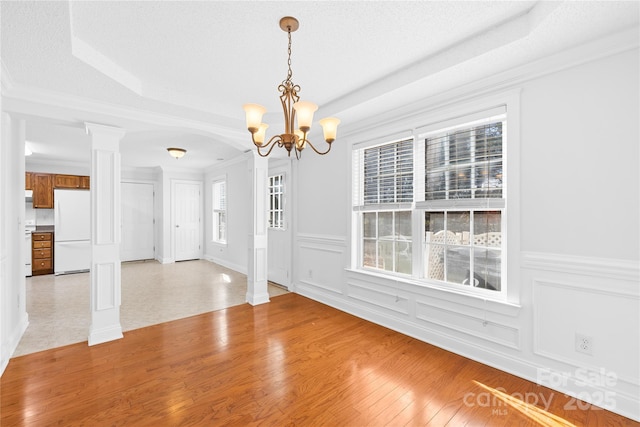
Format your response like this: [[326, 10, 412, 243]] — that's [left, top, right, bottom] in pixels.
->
[[176, 225, 180, 228]]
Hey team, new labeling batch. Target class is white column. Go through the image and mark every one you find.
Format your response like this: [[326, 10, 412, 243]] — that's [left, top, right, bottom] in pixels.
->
[[246, 152, 270, 305], [86, 123, 125, 346]]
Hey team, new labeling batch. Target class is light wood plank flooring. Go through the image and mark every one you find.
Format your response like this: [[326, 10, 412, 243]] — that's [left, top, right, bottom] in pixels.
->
[[2, 293, 636, 426]]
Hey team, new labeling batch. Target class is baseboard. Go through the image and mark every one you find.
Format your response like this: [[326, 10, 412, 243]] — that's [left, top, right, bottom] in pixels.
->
[[203, 254, 246, 275], [1, 313, 29, 375]]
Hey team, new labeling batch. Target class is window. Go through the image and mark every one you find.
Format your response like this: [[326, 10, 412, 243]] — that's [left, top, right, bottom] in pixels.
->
[[212, 180, 226, 243], [355, 138, 413, 275], [422, 118, 504, 292], [353, 109, 507, 296], [363, 211, 412, 274], [268, 174, 285, 229]]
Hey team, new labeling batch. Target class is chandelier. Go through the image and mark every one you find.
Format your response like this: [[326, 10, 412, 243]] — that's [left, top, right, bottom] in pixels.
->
[[243, 16, 340, 159]]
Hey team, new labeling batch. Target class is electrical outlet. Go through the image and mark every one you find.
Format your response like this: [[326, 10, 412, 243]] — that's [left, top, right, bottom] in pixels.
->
[[575, 333, 593, 355]]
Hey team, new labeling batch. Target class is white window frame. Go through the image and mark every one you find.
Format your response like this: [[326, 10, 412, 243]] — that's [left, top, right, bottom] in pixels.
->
[[419, 113, 506, 297], [268, 173, 285, 230], [354, 137, 414, 276], [212, 178, 226, 244], [351, 90, 521, 303]]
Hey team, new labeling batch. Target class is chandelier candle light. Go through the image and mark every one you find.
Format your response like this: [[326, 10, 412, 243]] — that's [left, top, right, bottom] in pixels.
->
[[243, 16, 340, 158]]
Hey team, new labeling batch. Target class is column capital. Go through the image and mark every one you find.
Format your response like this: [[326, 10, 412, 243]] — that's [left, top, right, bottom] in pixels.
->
[[85, 122, 127, 140]]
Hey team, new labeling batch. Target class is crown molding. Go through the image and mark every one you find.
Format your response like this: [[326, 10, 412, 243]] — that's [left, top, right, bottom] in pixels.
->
[[26, 157, 90, 173], [0, 59, 15, 93], [322, 1, 557, 118], [2, 81, 251, 151]]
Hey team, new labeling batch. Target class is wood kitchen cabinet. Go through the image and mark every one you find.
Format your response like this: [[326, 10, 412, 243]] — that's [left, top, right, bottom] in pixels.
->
[[54, 174, 90, 189], [25, 172, 33, 190], [32, 174, 54, 209], [32, 232, 54, 275], [27, 172, 89, 208]]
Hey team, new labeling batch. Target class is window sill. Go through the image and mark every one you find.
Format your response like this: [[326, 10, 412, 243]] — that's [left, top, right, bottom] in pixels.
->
[[211, 240, 227, 247], [345, 268, 521, 317]]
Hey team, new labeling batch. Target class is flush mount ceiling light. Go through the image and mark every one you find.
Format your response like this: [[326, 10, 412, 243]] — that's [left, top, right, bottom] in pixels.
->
[[167, 147, 186, 159], [243, 16, 340, 159]]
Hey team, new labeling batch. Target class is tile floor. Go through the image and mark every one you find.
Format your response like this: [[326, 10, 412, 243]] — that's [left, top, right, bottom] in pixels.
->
[[14, 259, 288, 357]]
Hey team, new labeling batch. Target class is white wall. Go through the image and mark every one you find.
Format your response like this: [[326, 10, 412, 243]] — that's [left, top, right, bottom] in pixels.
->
[[0, 113, 29, 374], [292, 43, 640, 421], [203, 154, 251, 273], [520, 50, 639, 260]]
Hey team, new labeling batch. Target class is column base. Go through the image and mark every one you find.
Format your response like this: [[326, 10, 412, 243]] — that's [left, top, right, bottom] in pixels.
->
[[88, 324, 123, 346], [246, 292, 270, 306]]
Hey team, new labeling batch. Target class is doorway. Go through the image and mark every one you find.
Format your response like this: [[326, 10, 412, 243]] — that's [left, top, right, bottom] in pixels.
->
[[121, 181, 155, 262], [267, 163, 292, 288]]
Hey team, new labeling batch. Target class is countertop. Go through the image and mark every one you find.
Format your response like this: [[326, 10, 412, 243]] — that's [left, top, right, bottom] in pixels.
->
[[34, 226, 55, 233]]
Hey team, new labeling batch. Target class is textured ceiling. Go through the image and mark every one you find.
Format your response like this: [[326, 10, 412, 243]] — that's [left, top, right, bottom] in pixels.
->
[[2, 1, 639, 170]]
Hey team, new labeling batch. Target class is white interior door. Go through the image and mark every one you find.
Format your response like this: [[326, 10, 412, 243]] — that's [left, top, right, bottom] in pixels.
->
[[173, 181, 201, 262], [267, 165, 291, 287], [121, 182, 155, 262]]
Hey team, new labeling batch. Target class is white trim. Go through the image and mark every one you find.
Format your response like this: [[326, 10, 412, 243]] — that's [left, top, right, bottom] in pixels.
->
[[0, 59, 15, 92], [414, 298, 521, 350], [523, 251, 640, 286], [203, 255, 246, 275], [297, 233, 347, 247], [415, 106, 506, 137], [346, 268, 521, 315], [88, 324, 123, 346], [351, 129, 414, 151]]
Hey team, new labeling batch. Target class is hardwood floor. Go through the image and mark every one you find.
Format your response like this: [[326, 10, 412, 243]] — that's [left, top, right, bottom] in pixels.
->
[[1, 293, 637, 426]]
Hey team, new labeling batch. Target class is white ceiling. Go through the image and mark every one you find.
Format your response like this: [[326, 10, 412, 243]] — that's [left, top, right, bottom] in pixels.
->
[[2, 1, 638, 170]]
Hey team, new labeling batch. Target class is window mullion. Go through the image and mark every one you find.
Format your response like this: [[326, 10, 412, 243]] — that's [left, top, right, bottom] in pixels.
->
[[470, 127, 477, 199]]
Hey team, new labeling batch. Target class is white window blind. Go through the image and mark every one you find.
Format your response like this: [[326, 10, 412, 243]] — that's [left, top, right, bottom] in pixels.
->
[[212, 180, 226, 243], [353, 138, 414, 207], [424, 118, 504, 202], [213, 181, 226, 210]]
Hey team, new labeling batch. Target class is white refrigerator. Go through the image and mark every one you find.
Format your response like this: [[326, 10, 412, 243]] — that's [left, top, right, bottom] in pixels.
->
[[54, 189, 91, 275]]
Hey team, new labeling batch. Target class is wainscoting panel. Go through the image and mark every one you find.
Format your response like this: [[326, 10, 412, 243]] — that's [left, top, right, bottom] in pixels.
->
[[524, 252, 640, 420], [533, 278, 639, 385], [415, 297, 521, 350], [525, 252, 640, 386], [297, 233, 347, 295], [346, 281, 410, 315]]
